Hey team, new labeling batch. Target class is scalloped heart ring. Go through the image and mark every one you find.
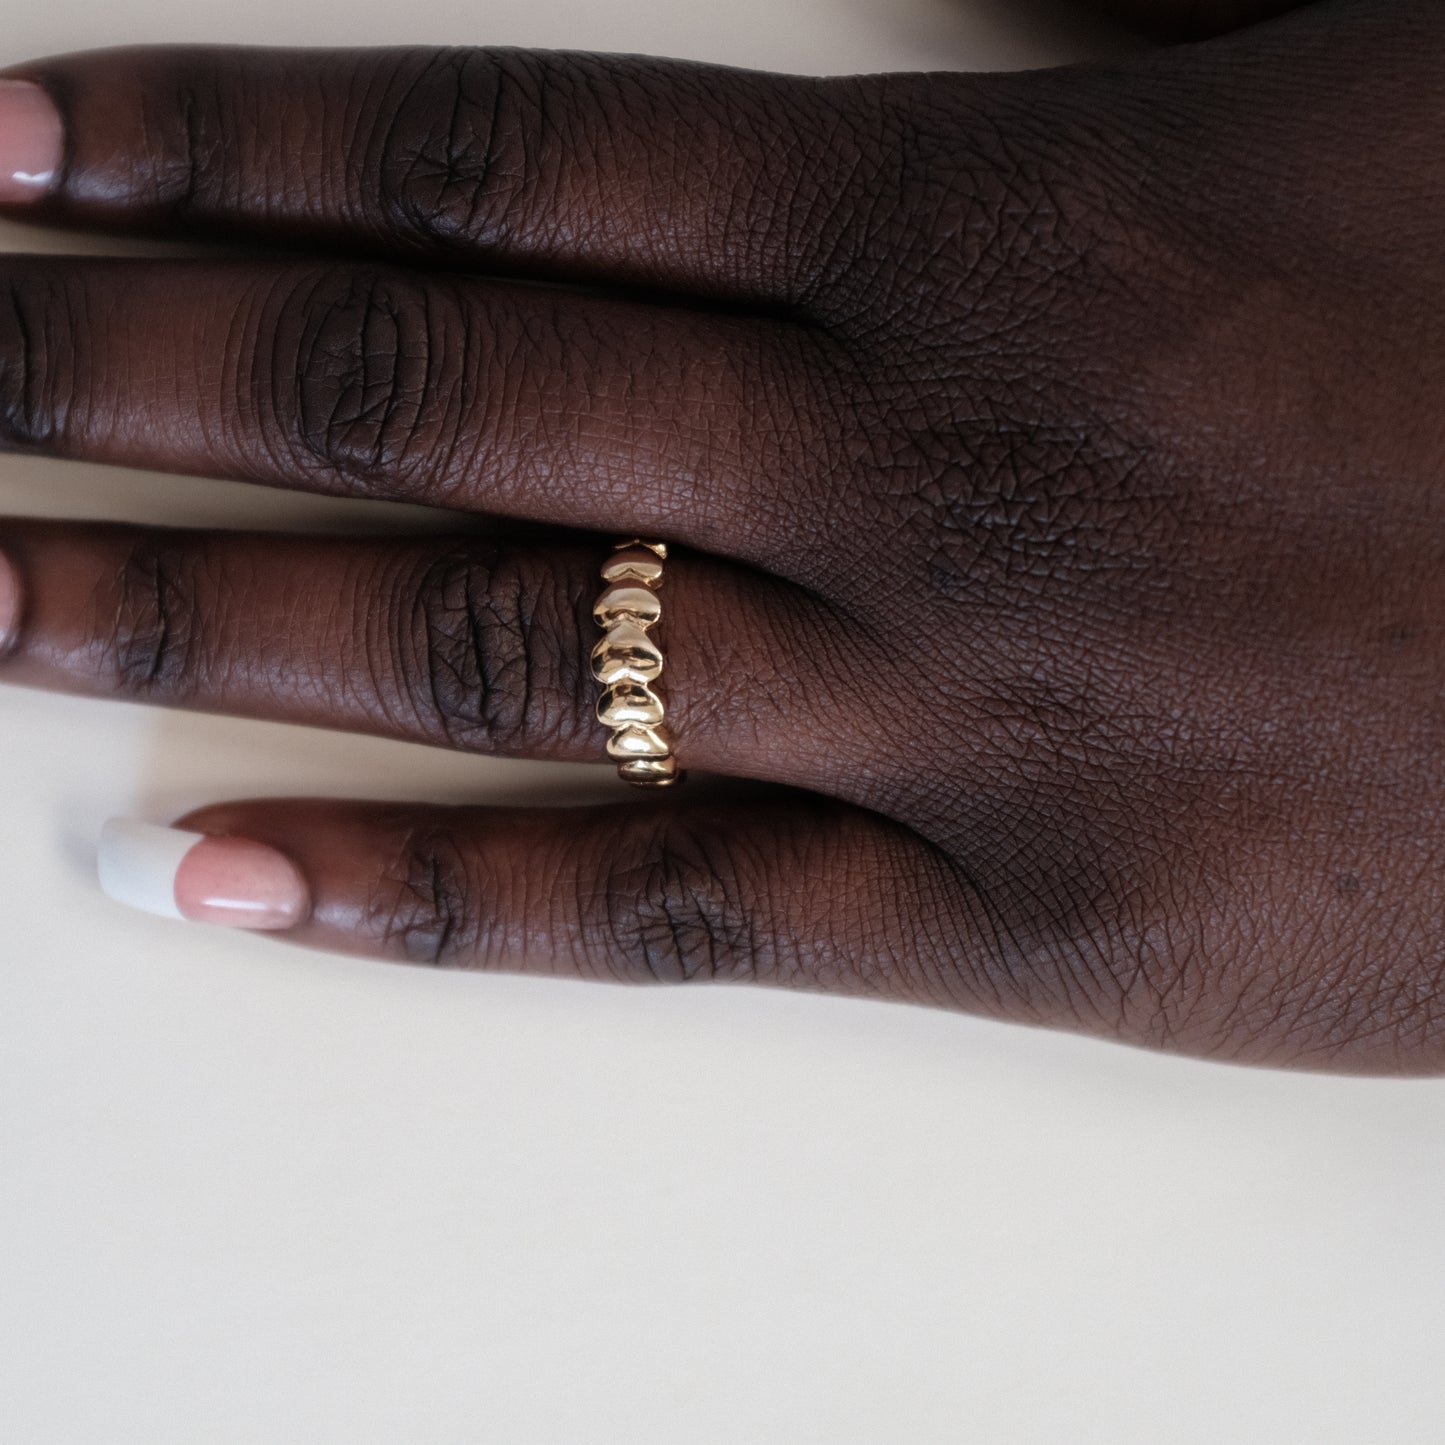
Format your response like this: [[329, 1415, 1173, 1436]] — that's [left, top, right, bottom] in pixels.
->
[[591, 539, 683, 787]]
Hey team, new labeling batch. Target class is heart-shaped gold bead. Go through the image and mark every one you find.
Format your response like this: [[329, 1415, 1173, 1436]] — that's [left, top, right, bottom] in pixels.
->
[[606, 724, 672, 760], [601, 547, 665, 587], [618, 756, 681, 786], [590, 622, 664, 684], [594, 583, 662, 629], [597, 679, 665, 728], [612, 538, 668, 559]]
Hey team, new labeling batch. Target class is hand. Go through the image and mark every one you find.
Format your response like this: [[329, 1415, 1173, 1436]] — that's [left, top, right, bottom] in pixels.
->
[[0, 1, 1439, 1072]]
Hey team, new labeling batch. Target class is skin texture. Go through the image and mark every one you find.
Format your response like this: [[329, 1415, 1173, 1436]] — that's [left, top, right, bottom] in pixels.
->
[[0, 0, 1441, 1071]]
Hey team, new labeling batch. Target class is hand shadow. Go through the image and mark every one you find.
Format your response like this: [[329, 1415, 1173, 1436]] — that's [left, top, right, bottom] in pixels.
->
[[829, 0, 1147, 71]]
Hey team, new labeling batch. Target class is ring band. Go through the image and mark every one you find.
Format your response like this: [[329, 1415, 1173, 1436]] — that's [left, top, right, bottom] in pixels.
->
[[591, 538, 684, 788]]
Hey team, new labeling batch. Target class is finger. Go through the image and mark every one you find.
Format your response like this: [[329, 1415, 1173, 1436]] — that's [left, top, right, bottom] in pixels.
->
[[0, 45, 849, 304], [0, 521, 845, 781], [96, 791, 974, 1009], [0, 256, 824, 558]]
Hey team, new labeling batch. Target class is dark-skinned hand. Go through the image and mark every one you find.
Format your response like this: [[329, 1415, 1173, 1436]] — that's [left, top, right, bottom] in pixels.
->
[[0, 0, 1434, 1072]]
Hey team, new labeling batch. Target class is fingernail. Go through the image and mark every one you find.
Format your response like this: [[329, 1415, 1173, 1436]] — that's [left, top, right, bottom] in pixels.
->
[[98, 819, 311, 931], [0, 549, 20, 652], [0, 80, 63, 203]]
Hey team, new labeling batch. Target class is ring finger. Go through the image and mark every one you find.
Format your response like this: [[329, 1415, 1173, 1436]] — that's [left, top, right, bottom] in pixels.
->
[[0, 520, 848, 781]]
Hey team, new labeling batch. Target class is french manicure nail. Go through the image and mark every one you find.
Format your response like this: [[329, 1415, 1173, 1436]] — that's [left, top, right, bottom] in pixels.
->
[[98, 819, 311, 931], [0, 549, 20, 652], [0, 80, 63, 203]]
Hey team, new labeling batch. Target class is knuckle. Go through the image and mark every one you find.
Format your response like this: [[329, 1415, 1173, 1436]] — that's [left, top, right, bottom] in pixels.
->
[[396, 546, 592, 755], [368, 49, 838, 302], [267, 268, 460, 494], [371, 48, 558, 253], [103, 535, 206, 699], [0, 272, 79, 451], [366, 823, 482, 966], [888, 402, 1162, 615], [830, 79, 1139, 329], [796, 91, 1195, 610], [132, 62, 245, 215], [938, 784, 1160, 1007], [594, 816, 763, 984]]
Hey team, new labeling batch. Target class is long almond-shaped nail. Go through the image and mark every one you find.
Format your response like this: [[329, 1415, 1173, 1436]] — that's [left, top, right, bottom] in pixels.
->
[[98, 819, 311, 930], [0, 80, 63, 203], [0, 549, 20, 652]]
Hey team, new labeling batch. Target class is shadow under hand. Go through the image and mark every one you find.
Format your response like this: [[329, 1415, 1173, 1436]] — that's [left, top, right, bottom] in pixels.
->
[[831, 0, 1147, 72], [1067, 0, 1312, 43]]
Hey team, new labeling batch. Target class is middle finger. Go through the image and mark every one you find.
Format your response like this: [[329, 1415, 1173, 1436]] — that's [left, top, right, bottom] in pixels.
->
[[0, 256, 827, 564]]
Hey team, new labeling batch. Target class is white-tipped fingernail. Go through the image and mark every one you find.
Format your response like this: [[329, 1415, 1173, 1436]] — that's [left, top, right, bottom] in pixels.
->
[[98, 819, 310, 931]]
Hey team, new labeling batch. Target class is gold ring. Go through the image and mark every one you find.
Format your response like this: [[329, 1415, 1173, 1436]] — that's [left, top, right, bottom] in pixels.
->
[[591, 539, 684, 788]]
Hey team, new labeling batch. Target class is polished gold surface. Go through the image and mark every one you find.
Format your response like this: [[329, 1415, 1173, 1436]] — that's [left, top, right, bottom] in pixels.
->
[[593, 583, 663, 630], [601, 547, 665, 587], [593, 538, 683, 787], [618, 756, 681, 786], [590, 623, 664, 685], [597, 680, 665, 728], [606, 724, 673, 760], [612, 538, 668, 560]]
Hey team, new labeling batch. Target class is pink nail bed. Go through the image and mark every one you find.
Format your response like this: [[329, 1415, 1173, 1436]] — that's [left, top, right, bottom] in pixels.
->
[[0, 80, 63, 203], [173, 835, 312, 931]]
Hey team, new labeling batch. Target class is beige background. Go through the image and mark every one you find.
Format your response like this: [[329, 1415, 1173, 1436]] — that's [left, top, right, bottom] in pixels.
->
[[2, 3, 1443, 1442]]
